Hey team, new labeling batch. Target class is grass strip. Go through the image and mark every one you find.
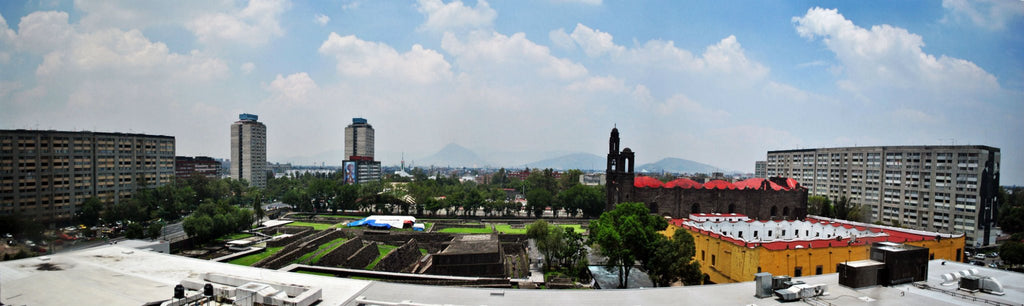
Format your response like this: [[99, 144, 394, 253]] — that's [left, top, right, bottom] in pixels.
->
[[294, 237, 348, 264], [365, 244, 399, 270], [229, 246, 284, 266]]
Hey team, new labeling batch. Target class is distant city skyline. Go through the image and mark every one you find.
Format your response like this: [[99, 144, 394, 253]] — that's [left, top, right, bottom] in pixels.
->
[[0, 1, 1021, 184]]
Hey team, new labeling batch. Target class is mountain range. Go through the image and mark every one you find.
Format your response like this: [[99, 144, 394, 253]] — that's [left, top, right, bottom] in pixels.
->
[[415, 143, 728, 173]]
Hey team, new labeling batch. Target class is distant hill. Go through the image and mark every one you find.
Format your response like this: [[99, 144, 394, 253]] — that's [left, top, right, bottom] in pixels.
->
[[523, 153, 605, 170], [418, 143, 491, 168], [637, 157, 723, 174]]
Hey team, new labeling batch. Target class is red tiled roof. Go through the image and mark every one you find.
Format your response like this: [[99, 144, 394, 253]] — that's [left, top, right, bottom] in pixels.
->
[[665, 178, 703, 189], [733, 178, 788, 190], [633, 176, 664, 188], [703, 179, 737, 190]]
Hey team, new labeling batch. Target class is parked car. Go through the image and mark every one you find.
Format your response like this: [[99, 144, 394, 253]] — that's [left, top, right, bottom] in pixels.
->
[[988, 263, 998, 268], [987, 252, 998, 258], [971, 260, 985, 266], [975, 253, 986, 260]]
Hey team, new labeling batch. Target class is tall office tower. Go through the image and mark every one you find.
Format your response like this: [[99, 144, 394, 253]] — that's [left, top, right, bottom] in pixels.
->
[[0, 130, 175, 221], [230, 113, 267, 188], [344, 118, 374, 159], [766, 145, 1000, 247], [342, 118, 380, 184]]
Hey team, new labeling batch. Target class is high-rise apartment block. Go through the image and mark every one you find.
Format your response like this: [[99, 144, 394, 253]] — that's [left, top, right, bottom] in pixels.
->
[[755, 160, 767, 178], [343, 118, 380, 184], [230, 114, 267, 188], [766, 145, 1000, 247], [344, 118, 374, 159], [0, 130, 175, 221]]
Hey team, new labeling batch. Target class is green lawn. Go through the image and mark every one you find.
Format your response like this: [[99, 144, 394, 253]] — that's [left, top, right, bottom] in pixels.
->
[[229, 246, 284, 266], [494, 224, 527, 234], [493, 224, 585, 234], [419, 248, 428, 255], [365, 244, 399, 270], [295, 237, 348, 264], [288, 221, 338, 230], [218, 233, 254, 241], [437, 227, 493, 234], [296, 270, 335, 277]]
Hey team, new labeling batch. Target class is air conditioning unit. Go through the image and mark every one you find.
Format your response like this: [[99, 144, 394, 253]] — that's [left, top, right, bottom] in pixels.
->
[[771, 275, 792, 290], [775, 284, 828, 301], [958, 275, 981, 292]]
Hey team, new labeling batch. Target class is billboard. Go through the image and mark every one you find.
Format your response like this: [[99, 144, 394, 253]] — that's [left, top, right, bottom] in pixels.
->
[[344, 161, 357, 184]]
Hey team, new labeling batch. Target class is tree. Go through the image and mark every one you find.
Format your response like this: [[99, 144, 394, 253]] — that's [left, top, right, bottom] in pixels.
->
[[559, 184, 605, 218], [1000, 233, 1024, 268], [807, 195, 833, 218], [125, 223, 145, 239], [833, 196, 864, 221], [527, 220, 564, 270], [252, 191, 265, 226], [588, 202, 668, 288], [527, 189, 553, 218], [79, 197, 104, 226], [146, 222, 164, 239], [998, 187, 1024, 234], [558, 169, 583, 191]]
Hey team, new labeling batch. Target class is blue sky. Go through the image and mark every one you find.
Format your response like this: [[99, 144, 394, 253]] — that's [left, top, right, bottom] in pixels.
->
[[1, 0, 1022, 184]]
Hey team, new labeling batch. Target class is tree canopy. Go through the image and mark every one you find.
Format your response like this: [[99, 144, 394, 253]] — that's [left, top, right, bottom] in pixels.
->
[[588, 202, 669, 288]]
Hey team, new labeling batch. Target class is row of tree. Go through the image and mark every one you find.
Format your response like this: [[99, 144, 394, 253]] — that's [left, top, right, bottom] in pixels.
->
[[264, 167, 605, 218], [807, 195, 865, 222], [526, 220, 590, 280]]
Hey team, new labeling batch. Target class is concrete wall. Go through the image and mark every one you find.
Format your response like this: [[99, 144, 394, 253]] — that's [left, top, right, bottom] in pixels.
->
[[342, 241, 379, 269], [316, 238, 364, 267], [265, 227, 314, 248], [374, 239, 423, 273]]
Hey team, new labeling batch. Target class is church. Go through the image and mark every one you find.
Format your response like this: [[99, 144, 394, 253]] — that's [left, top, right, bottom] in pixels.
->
[[605, 127, 808, 220]]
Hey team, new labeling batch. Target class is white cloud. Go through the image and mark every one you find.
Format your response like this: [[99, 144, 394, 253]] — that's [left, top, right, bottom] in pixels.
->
[[548, 28, 575, 51], [567, 75, 628, 93], [416, 0, 496, 32], [342, 1, 361, 11], [313, 13, 330, 26], [240, 62, 255, 74], [441, 31, 587, 81], [0, 81, 22, 98], [942, 0, 1024, 30], [568, 23, 624, 57], [793, 7, 1000, 104], [318, 32, 452, 83], [188, 0, 291, 46], [15, 11, 73, 53], [266, 72, 318, 106]]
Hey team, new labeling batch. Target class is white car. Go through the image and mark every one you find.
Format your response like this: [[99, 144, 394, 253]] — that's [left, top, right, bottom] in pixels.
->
[[974, 253, 986, 260]]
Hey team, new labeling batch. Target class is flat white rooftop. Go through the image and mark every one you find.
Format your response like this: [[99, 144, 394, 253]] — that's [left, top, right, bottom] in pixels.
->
[[1, 246, 1020, 306]]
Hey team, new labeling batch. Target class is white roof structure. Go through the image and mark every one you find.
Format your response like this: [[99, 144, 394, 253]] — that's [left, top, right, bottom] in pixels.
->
[[1, 245, 1021, 305]]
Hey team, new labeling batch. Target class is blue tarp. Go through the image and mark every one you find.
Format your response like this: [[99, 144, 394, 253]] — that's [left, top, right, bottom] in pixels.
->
[[366, 221, 392, 229], [347, 218, 392, 229]]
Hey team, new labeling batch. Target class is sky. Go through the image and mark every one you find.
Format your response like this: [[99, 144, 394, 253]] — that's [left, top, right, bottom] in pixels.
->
[[0, 0, 1022, 184]]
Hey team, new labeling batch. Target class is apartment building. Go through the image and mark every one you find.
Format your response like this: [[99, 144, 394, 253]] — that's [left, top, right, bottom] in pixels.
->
[[230, 113, 267, 188], [0, 130, 175, 221], [766, 146, 1000, 247]]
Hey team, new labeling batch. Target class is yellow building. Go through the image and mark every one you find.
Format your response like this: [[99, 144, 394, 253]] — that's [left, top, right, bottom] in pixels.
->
[[663, 214, 965, 284]]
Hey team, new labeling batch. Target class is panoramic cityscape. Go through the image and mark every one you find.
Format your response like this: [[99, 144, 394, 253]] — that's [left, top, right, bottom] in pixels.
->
[[1, 1, 1023, 305]]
